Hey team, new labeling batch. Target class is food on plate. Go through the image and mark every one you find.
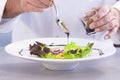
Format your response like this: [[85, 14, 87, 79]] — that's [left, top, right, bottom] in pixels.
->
[[29, 41, 94, 59]]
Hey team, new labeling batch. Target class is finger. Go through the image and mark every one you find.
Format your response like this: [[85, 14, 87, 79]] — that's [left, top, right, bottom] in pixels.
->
[[27, 0, 50, 8], [106, 19, 119, 30], [83, 7, 100, 20], [90, 11, 115, 29], [104, 27, 118, 39], [92, 5, 111, 21], [23, 3, 44, 12], [95, 19, 119, 32], [89, 8, 119, 29], [39, 0, 53, 7], [26, 0, 53, 9]]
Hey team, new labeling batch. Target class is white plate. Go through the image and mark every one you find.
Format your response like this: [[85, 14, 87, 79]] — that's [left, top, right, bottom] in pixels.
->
[[5, 38, 116, 70]]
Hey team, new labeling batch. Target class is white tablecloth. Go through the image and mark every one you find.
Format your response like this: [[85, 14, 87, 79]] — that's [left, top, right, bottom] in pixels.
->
[[0, 47, 120, 80]]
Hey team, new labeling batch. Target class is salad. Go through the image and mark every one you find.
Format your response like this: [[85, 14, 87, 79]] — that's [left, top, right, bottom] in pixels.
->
[[29, 41, 94, 59]]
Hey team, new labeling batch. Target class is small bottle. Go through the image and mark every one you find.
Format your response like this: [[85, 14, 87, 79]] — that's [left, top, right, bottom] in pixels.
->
[[86, 19, 96, 35], [81, 18, 96, 35]]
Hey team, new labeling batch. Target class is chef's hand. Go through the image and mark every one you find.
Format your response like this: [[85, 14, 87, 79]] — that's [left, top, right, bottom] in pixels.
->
[[3, 0, 53, 18], [83, 5, 120, 39], [20, 0, 53, 12]]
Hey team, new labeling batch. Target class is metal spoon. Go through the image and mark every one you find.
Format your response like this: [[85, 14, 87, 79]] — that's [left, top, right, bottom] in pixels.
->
[[53, 2, 70, 35]]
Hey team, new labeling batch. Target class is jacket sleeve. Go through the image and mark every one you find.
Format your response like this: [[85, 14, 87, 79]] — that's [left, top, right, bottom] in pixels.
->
[[0, 0, 15, 33], [112, 1, 120, 46], [113, 1, 120, 11], [0, 0, 7, 22]]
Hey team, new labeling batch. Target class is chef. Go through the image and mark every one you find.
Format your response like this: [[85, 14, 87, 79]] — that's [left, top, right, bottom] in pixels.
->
[[0, 0, 120, 47]]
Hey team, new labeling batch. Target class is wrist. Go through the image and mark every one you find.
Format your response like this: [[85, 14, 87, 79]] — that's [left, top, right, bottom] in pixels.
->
[[112, 1, 120, 29], [3, 0, 24, 18]]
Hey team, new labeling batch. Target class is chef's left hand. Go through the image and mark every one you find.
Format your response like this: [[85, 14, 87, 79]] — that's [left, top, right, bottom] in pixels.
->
[[84, 5, 120, 39]]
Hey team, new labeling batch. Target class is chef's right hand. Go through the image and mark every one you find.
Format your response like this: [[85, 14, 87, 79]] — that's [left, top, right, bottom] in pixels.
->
[[3, 0, 53, 18], [20, 0, 53, 12]]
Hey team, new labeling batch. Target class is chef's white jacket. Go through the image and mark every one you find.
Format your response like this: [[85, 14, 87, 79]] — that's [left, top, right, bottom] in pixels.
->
[[0, 0, 120, 45]]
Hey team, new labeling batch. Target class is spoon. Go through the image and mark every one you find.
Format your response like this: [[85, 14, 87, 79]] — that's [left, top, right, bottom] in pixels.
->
[[53, 2, 70, 36]]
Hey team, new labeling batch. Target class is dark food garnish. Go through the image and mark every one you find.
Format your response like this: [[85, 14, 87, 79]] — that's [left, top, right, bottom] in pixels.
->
[[93, 48, 104, 55], [29, 41, 50, 57], [19, 49, 24, 56], [69, 49, 78, 54]]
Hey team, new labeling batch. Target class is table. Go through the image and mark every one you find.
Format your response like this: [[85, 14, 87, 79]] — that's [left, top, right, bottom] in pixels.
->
[[0, 47, 120, 80]]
